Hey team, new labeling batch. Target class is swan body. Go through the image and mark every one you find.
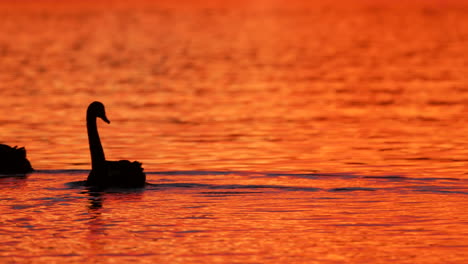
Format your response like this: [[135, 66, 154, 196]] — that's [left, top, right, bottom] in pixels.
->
[[0, 144, 33, 174], [85, 101, 146, 188]]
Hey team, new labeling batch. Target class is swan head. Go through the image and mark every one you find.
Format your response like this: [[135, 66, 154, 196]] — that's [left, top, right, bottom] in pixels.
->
[[88, 101, 110, 124]]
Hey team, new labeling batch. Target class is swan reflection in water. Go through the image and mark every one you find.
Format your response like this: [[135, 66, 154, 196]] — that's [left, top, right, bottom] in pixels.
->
[[85, 101, 146, 189], [87, 191, 104, 210], [0, 144, 33, 175]]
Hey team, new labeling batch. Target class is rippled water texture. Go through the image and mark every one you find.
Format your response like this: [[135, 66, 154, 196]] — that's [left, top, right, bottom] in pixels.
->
[[2, 0, 468, 263]]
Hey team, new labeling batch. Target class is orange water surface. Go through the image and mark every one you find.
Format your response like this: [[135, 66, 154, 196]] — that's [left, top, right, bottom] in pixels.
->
[[1, 0, 468, 263]]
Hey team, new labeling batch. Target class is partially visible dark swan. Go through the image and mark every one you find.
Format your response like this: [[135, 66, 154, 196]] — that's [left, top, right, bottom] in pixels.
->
[[85, 101, 146, 188], [0, 144, 33, 174]]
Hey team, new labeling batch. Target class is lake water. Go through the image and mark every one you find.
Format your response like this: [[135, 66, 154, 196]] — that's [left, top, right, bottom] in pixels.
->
[[2, 0, 468, 263]]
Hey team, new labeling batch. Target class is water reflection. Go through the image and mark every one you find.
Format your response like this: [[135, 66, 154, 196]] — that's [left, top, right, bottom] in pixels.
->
[[86, 192, 107, 252], [85, 189, 145, 240], [0, 174, 28, 189], [87, 191, 104, 210], [0, 170, 468, 263]]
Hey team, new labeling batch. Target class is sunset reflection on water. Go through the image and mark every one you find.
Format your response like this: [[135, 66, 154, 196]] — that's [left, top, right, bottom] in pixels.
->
[[1, 0, 468, 263]]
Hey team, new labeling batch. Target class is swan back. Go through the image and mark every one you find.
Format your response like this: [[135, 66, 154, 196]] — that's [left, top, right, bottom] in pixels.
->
[[107, 160, 146, 187], [87, 160, 146, 188], [0, 144, 33, 174]]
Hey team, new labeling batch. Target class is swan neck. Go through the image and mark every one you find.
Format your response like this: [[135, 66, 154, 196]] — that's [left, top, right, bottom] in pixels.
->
[[87, 111, 106, 170]]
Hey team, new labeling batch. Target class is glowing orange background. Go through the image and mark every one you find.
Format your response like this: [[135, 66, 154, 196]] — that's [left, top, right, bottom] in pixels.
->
[[1, 0, 468, 263]]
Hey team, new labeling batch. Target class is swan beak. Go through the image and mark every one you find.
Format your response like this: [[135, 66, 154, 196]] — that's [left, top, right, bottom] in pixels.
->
[[102, 115, 110, 124]]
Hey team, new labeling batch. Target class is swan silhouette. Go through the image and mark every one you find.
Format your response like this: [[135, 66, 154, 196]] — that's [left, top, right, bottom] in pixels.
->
[[0, 144, 33, 174], [85, 101, 146, 188]]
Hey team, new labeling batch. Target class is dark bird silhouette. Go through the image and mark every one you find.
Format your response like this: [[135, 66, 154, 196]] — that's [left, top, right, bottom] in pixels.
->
[[85, 101, 146, 188], [0, 144, 33, 174]]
